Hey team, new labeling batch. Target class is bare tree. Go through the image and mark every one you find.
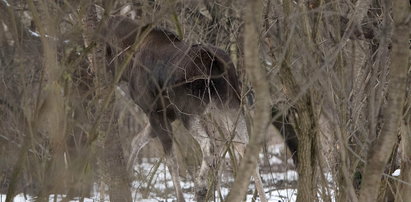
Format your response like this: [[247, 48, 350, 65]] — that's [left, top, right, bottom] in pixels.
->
[[1, 0, 410, 202], [226, 0, 271, 201], [82, 1, 132, 201], [358, 0, 410, 201]]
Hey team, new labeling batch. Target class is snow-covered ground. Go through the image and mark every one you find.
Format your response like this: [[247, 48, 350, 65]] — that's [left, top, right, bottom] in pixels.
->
[[2, 145, 403, 202], [0, 195, 96, 202], [1, 144, 298, 202], [1, 188, 297, 202]]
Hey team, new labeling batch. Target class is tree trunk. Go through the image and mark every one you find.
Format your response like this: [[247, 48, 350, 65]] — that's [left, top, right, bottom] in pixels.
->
[[358, 0, 410, 201], [82, 2, 132, 202], [395, 71, 411, 201], [278, 61, 319, 202], [25, 2, 66, 200], [225, 0, 271, 201], [279, 3, 320, 199], [396, 110, 411, 201]]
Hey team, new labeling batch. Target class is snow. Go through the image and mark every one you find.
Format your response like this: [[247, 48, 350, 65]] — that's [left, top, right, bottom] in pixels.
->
[[28, 30, 40, 37], [261, 170, 298, 183], [269, 155, 283, 164], [0, 194, 97, 202], [392, 169, 401, 177], [1, 144, 299, 201], [27, 30, 57, 40], [0, 194, 29, 202], [271, 144, 285, 155], [0, 193, 297, 202], [263, 189, 297, 202]]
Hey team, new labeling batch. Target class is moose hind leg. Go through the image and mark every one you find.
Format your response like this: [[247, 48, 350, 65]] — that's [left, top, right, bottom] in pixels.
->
[[163, 142, 185, 202], [149, 114, 185, 202], [128, 123, 154, 171], [186, 116, 214, 202]]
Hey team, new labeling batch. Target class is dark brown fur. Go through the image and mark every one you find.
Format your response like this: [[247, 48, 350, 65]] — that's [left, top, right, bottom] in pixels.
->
[[104, 16, 241, 123], [102, 16, 253, 202]]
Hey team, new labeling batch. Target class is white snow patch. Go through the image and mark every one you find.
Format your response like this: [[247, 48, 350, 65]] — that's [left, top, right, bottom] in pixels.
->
[[28, 30, 40, 37], [0, 194, 97, 202], [323, 172, 334, 183], [269, 155, 283, 164], [265, 188, 297, 202], [261, 170, 298, 183], [1, 194, 31, 202], [392, 169, 400, 176], [271, 144, 285, 155], [27, 30, 57, 40]]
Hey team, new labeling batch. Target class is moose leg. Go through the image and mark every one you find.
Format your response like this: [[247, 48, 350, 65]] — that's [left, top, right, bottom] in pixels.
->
[[272, 107, 299, 165], [187, 116, 213, 202], [128, 123, 154, 171], [158, 143, 185, 202], [149, 113, 185, 202], [165, 146, 185, 202]]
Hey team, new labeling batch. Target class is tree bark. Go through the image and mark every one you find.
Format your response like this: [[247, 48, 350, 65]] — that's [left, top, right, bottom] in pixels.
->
[[225, 0, 271, 201], [395, 33, 411, 202], [279, 2, 320, 201], [358, 1, 410, 201], [278, 61, 319, 202], [24, 2, 67, 200], [82, 2, 132, 202], [396, 105, 411, 201]]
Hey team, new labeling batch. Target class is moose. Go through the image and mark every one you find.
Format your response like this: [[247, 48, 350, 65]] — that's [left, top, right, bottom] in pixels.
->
[[101, 16, 269, 202]]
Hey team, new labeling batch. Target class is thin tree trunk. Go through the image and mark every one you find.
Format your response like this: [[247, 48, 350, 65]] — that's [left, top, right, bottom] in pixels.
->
[[25, 1, 66, 200], [82, 2, 132, 202], [279, 61, 319, 202], [358, 1, 410, 201], [396, 113, 411, 201], [395, 73, 411, 201], [279, 3, 320, 200], [225, 0, 271, 201]]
